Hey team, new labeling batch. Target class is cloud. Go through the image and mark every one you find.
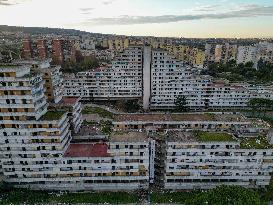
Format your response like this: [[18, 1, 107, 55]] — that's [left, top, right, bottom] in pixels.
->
[[0, 0, 29, 6], [0, 0, 14, 5], [80, 4, 273, 26], [79, 7, 94, 12], [102, 0, 115, 5], [195, 4, 221, 12], [79, 7, 94, 15]]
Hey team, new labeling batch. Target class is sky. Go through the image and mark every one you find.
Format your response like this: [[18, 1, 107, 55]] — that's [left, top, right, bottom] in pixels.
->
[[0, 0, 273, 38]]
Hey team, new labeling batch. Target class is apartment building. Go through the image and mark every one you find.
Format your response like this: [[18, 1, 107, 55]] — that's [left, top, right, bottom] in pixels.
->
[[113, 113, 270, 135], [21, 38, 76, 65], [63, 45, 273, 110], [42, 65, 63, 103], [162, 131, 273, 190], [214, 43, 237, 64], [0, 63, 154, 190], [52, 97, 83, 134], [237, 46, 258, 67], [63, 46, 143, 100], [148, 49, 273, 110]]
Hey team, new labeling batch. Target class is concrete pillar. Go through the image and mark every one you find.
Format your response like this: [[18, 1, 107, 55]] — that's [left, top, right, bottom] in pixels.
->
[[143, 46, 152, 110]]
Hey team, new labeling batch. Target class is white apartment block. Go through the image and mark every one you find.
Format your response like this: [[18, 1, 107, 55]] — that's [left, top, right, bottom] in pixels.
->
[[113, 113, 270, 137], [237, 46, 258, 67], [63, 46, 273, 110], [149, 49, 273, 110], [64, 46, 143, 100], [0, 64, 154, 190], [163, 131, 273, 190], [51, 97, 83, 134], [42, 65, 64, 104]]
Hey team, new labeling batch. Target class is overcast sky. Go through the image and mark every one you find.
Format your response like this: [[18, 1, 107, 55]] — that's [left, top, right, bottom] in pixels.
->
[[0, 0, 273, 38]]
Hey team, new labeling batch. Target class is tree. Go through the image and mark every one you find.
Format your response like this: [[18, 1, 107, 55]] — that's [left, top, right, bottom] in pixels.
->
[[248, 98, 273, 117], [175, 96, 188, 112], [185, 185, 261, 205], [100, 120, 112, 135], [125, 100, 140, 113]]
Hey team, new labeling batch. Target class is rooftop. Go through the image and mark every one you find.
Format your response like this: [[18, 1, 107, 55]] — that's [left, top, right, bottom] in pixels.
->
[[195, 131, 236, 142], [167, 131, 197, 142], [61, 97, 80, 106], [51, 97, 80, 112], [40, 111, 66, 121], [240, 135, 273, 149], [110, 131, 149, 142], [114, 113, 247, 122], [76, 125, 104, 136], [167, 131, 237, 142], [64, 143, 110, 158], [0, 64, 19, 68]]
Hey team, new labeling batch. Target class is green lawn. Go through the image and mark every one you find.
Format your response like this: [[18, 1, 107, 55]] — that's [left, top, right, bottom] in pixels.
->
[[151, 191, 197, 203], [40, 111, 66, 121], [195, 131, 236, 142], [82, 106, 114, 119], [0, 189, 139, 205], [240, 135, 273, 149]]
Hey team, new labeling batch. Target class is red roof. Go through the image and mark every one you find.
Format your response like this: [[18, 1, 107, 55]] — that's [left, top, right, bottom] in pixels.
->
[[61, 97, 79, 105], [64, 143, 110, 158]]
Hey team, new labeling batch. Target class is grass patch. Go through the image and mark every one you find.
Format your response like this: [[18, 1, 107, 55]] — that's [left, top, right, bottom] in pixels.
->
[[82, 106, 114, 119], [240, 135, 273, 149], [0, 189, 138, 205], [195, 131, 236, 142], [40, 111, 66, 121], [151, 191, 198, 203]]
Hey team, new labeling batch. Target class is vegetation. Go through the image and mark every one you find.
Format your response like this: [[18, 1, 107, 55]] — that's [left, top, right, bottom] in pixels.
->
[[195, 131, 236, 142], [0, 43, 22, 63], [82, 119, 97, 126], [202, 60, 273, 84], [151, 186, 262, 205], [124, 99, 140, 113], [240, 135, 272, 149], [151, 191, 198, 204], [41, 111, 66, 121], [100, 120, 113, 135], [260, 176, 273, 203], [0, 184, 272, 205], [0, 25, 89, 36], [175, 95, 188, 112], [62, 54, 100, 73], [82, 106, 114, 119], [185, 185, 261, 205], [248, 98, 273, 117], [0, 188, 138, 205]]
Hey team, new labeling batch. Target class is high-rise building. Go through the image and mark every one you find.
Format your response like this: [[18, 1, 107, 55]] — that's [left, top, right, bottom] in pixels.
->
[[64, 46, 143, 100], [162, 131, 273, 190], [37, 39, 47, 59], [237, 46, 258, 67], [52, 39, 64, 65], [22, 39, 33, 59], [0, 63, 154, 191], [64, 46, 273, 110]]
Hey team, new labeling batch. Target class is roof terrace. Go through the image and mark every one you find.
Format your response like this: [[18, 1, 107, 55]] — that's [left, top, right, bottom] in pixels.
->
[[114, 113, 247, 122], [167, 131, 237, 143], [40, 111, 66, 121], [110, 131, 149, 142], [64, 143, 110, 158]]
